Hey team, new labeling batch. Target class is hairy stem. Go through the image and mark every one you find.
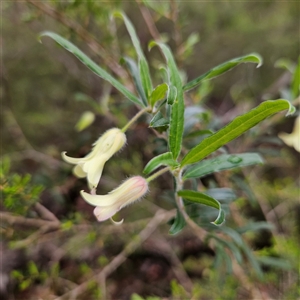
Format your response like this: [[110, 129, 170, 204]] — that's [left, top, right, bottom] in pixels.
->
[[146, 166, 170, 183], [121, 106, 151, 132]]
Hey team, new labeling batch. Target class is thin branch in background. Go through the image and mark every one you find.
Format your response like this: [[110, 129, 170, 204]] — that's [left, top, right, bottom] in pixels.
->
[[34, 203, 60, 223], [3, 107, 63, 168], [0, 212, 60, 231], [135, 0, 161, 41], [10, 226, 50, 249], [53, 209, 176, 300], [143, 235, 193, 294]]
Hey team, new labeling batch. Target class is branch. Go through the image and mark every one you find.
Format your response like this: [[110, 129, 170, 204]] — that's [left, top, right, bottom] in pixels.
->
[[0, 212, 60, 231], [34, 203, 60, 222], [135, 0, 161, 41], [54, 209, 175, 300]]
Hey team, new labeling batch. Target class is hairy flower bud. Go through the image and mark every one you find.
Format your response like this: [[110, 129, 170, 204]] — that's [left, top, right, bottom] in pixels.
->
[[62, 128, 126, 188], [80, 176, 149, 222]]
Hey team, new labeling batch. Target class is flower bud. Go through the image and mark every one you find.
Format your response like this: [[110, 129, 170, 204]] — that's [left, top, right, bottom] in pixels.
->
[[62, 128, 126, 189], [80, 176, 148, 222]]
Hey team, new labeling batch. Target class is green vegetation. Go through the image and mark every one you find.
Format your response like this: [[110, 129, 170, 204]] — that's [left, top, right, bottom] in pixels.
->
[[2, 1, 299, 299]]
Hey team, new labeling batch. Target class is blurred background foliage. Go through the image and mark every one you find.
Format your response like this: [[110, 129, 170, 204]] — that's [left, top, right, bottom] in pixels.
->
[[1, 1, 299, 299]]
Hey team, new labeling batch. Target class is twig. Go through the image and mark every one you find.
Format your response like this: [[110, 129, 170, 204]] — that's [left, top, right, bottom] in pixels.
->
[[143, 235, 193, 294], [135, 0, 161, 41], [10, 226, 50, 249], [34, 202, 60, 223], [0, 212, 60, 231], [54, 209, 175, 300]]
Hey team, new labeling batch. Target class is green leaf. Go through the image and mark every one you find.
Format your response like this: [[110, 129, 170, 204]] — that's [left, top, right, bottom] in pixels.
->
[[149, 41, 184, 160], [114, 12, 153, 98], [178, 190, 225, 225], [28, 261, 39, 276], [240, 242, 264, 279], [183, 153, 264, 179], [220, 227, 244, 246], [205, 188, 237, 203], [167, 84, 177, 105], [150, 83, 168, 107], [212, 235, 243, 264], [181, 99, 295, 166], [237, 221, 274, 234], [120, 57, 148, 106], [291, 56, 300, 99], [139, 59, 153, 99], [274, 58, 294, 73], [183, 53, 263, 91], [39, 31, 143, 106], [149, 111, 169, 132], [256, 256, 292, 270], [74, 92, 102, 113], [143, 152, 179, 175], [169, 209, 186, 235], [184, 129, 214, 139], [214, 246, 233, 274]]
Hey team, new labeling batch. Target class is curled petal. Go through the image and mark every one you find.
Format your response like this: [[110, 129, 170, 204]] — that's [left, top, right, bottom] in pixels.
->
[[80, 190, 114, 207], [62, 152, 83, 164], [110, 217, 124, 225], [61, 128, 127, 188]]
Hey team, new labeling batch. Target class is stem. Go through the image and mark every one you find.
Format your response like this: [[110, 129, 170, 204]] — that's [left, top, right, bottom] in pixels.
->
[[146, 167, 170, 183], [173, 170, 263, 299], [121, 106, 151, 132]]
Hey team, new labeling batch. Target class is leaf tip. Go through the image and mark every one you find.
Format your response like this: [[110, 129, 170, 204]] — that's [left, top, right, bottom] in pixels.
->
[[111, 10, 123, 19], [286, 104, 296, 116], [253, 53, 263, 68], [148, 40, 157, 52]]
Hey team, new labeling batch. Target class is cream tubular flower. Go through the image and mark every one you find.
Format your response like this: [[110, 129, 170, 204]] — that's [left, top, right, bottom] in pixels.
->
[[278, 116, 300, 152], [80, 176, 148, 223], [62, 128, 126, 189]]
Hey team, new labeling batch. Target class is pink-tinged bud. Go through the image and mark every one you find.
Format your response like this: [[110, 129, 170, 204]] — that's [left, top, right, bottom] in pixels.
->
[[62, 128, 126, 189], [80, 176, 148, 222]]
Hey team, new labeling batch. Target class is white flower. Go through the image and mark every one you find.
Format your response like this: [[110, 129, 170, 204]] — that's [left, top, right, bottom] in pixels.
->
[[62, 128, 126, 189], [80, 176, 149, 223], [278, 116, 300, 152]]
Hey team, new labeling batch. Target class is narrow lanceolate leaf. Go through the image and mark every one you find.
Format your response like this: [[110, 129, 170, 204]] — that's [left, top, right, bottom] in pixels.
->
[[178, 190, 225, 225], [169, 209, 186, 235], [150, 83, 168, 107], [143, 152, 179, 175], [181, 100, 295, 166], [149, 111, 169, 129], [183, 53, 263, 92], [167, 84, 177, 105], [149, 41, 184, 160], [120, 57, 147, 106], [292, 56, 300, 99], [183, 153, 264, 179], [114, 12, 153, 98], [40, 32, 143, 106]]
